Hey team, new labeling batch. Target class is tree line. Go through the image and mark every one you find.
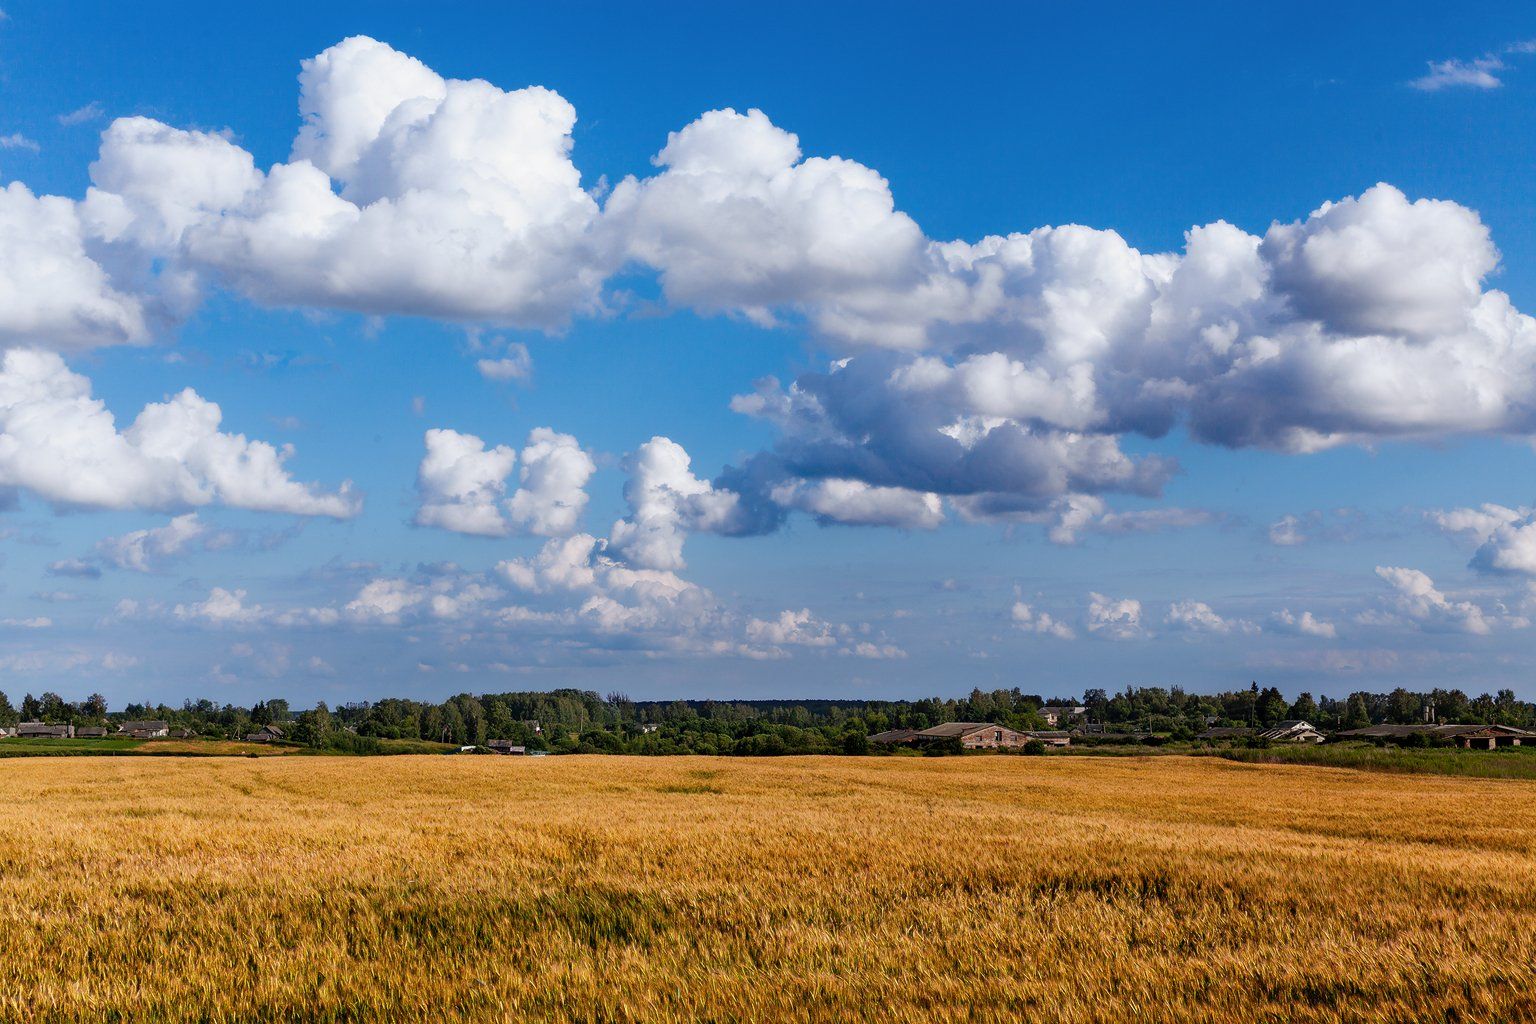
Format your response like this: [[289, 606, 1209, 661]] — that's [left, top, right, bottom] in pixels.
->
[[2, 682, 1532, 754]]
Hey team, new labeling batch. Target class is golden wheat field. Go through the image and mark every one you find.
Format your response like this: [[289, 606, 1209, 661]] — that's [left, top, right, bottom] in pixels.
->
[[2, 755, 1534, 1024]]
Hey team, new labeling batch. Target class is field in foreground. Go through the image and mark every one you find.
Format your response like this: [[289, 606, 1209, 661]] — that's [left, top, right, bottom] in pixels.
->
[[2, 757, 1534, 1023]]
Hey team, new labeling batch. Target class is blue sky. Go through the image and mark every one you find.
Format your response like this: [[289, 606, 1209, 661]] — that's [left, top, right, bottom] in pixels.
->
[[2, 2, 1536, 705]]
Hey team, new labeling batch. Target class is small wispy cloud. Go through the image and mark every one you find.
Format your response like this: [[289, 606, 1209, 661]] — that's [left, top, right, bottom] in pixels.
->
[[1410, 40, 1536, 91], [57, 101, 104, 126], [0, 132, 39, 152]]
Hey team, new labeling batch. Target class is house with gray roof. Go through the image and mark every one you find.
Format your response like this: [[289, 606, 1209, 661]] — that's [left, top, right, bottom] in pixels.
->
[[116, 721, 170, 739], [17, 722, 73, 738]]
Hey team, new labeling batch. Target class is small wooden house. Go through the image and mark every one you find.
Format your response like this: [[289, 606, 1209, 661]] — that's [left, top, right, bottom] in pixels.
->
[[1443, 724, 1536, 749], [1258, 720, 1326, 744], [867, 728, 919, 745], [16, 722, 72, 738], [1339, 723, 1536, 748], [1197, 727, 1256, 741], [116, 721, 170, 739], [487, 740, 527, 755], [1039, 705, 1087, 727]]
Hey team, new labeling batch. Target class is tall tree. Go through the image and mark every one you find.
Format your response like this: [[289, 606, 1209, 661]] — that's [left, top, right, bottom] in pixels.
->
[[39, 692, 71, 721], [1256, 686, 1288, 727], [1386, 688, 1420, 724], [1343, 694, 1371, 730]]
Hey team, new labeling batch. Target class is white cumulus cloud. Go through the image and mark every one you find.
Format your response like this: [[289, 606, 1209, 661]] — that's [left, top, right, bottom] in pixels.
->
[[415, 426, 594, 538], [1164, 599, 1257, 635], [1270, 608, 1338, 639], [768, 477, 943, 529], [413, 428, 518, 537], [1086, 592, 1144, 640], [95, 513, 210, 572], [609, 436, 745, 570], [1010, 601, 1075, 640], [506, 428, 596, 537], [90, 37, 607, 328], [1371, 566, 1491, 635], [0, 349, 357, 516]]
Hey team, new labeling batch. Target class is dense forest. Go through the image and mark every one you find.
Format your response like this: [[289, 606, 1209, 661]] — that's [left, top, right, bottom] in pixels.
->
[[3, 682, 1533, 754]]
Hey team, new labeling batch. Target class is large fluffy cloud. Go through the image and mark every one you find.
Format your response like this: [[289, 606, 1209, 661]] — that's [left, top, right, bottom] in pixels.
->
[[80, 37, 607, 329], [603, 107, 929, 343], [414, 427, 595, 538], [1430, 502, 1536, 578], [609, 437, 746, 570], [0, 183, 163, 351], [724, 353, 1175, 531], [1369, 566, 1492, 635], [413, 428, 518, 537], [0, 349, 357, 516], [1471, 519, 1536, 577], [507, 428, 596, 536]]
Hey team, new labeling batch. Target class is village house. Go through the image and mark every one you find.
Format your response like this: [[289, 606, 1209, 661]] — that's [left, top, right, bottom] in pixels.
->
[[1258, 720, 1327, 743], [1339, 723, 1536, 749], [640, 723, 661, 734], [486, 740, 527, 755], [867, 728, 919, 745], [1441, 725, 1536, 749], [244, 724, 285, 743], [75, 727, 109, 738], [1197, 726, 1256, 741], [915, 722, 1031, 749], [868, 724, 1060, 749], [168, 728, 196, 739], [17, 722, 73, 738], [1039, 705, 1087, 728], [116, 721, 170, 739]]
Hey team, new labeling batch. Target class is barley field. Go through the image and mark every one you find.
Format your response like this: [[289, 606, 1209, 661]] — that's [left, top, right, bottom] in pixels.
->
[[1, 755, 1533, 1023]]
